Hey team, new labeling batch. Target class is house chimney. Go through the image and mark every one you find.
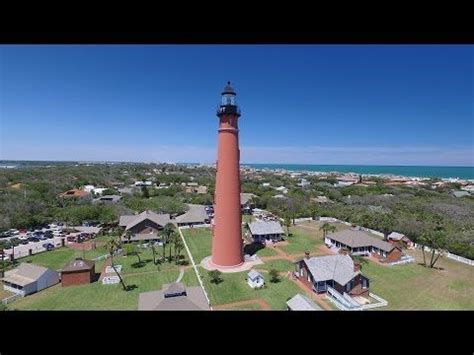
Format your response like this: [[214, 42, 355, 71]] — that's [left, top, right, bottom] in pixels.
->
[[354, 262, 361, 272], [304, 251, 310, 259]]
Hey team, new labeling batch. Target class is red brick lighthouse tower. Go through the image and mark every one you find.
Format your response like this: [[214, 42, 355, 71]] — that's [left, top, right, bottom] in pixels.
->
[[210, 82, 244, 268]]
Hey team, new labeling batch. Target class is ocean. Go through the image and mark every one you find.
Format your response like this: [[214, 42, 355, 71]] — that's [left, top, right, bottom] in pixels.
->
[[243, 164, 474, 180]]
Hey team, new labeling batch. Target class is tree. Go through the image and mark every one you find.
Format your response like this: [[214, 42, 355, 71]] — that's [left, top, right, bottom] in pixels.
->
[[141, 186, 150, 199], [161, 223, 176, 261], [269, 269, 280, 283], [209, 269, 222, 284], [150, 242, 158, 265], [319, 222, 335, 239], [309, 204, 319, 221], [419, 231, 448, 269], [379, 214, 395, 240], [174, 236, 184, 264], [283, 215, 292, 237], [104, 237, 127, 291]]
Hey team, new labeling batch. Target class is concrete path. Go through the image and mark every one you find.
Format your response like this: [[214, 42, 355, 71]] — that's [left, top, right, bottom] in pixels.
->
[[177, 227, 212, 309], [175, 267, 185, 283]]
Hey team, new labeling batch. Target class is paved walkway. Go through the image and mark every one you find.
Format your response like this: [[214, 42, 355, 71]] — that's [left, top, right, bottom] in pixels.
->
[[176, 267, 185, 283], [213, 298, 271, 310], [177, 227, 212, 309], [98, 257, 112, 281]]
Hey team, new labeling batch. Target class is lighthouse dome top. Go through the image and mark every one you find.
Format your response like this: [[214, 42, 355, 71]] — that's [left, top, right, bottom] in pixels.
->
[[222, 81, 236, 95]]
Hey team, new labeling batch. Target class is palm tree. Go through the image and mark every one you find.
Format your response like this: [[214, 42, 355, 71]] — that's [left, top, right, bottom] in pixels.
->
[[283, 216, 292, 237], [174, 237, 184, 265], [150, 242, 158, 265], [161, 223, 176, 262], [104, 237, 127, 291], [319, 223, 336, 241]]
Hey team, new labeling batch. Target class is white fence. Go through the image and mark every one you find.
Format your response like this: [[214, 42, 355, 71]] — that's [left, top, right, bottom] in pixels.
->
[[179, 224, 211, 230], [388, 255, 415, 266], [2, 292, 23, 305], [446, 252, 473, 266], [326, 286, 388, 311], [414, 244, 473, 267]]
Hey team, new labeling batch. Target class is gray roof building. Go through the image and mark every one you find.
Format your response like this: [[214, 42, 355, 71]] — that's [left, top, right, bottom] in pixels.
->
[[241, 193, 256, 206], [302, 254, 359, 286], [248, 221, 284, 235], [327, 229, 396, 253], [387, 232, 405, 241], [93, 195, 122, 204], [287, 294, 322, 311], [247, 270, 264, 281], [175, 204, 208, 224], [452, 190, 470, 198], [138, 282, 210, 311], [119, 210, 171, 231]]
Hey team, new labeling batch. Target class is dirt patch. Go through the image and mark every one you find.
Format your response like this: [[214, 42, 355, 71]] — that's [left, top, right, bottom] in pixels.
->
[[213, 298, 271, 310]]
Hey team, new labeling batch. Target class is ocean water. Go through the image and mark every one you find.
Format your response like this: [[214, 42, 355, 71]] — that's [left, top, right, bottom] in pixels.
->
[[243, 164, 474, 180]]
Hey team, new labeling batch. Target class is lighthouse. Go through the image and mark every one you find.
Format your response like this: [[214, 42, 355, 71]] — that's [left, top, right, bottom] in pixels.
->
[[210, 82, 244, 268]]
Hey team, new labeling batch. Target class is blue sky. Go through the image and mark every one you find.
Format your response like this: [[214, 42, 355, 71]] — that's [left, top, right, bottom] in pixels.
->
[[1, 45, 473, 166]]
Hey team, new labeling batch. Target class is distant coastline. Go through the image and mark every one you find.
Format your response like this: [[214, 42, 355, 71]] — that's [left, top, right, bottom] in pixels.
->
[[243, 164, 474, 180], [1, 160, 473, 180]]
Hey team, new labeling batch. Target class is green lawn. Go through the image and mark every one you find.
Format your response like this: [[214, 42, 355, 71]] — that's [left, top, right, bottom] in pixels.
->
[[281, 222, 348, 255], [181, 228, 212, 263], [362, 252, 474, 310], [117, 248, 187, 275], [254, 246, 279, 257], [9, 268, 198, 310], [257, 259, 295, 273], [201, 268, 301, 310], [281, 227, 324, 255]]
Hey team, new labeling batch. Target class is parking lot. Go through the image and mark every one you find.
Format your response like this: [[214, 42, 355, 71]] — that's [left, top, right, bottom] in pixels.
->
[[3, 236, 64, 259]]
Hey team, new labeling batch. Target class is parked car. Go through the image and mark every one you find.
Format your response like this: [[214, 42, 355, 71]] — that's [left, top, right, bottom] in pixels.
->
[[21, 240, 29, 245], [28, 237, 40, 243], [42, 243, 54, 251]]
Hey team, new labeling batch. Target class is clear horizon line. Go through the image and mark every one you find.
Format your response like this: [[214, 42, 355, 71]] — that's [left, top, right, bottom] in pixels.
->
[[1, 159, 473, 168]]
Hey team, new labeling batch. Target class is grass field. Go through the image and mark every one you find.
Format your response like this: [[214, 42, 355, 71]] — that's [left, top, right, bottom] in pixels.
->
[[254, 246, 279, 257], [281, 222, 349, 255], [256, 259, 295, 273], [9, 267, 198, 310], [201, 268, 301, 310], [363, 250, 474, 310], [181, 227, 212, 263]]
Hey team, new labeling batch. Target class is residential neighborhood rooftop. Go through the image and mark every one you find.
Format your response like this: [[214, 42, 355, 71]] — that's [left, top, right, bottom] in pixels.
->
[[302, 254, 360, 286], [248, 220, 284, 235], [327, 229, 396, 253], [119, 210, 171, 231]]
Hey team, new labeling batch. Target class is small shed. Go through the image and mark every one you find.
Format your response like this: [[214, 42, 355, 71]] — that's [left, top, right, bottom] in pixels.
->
[[2, 263, 60, 296], [247, 270, 265, 289], [287, 294, 322, 311], [61, 258, 96, 287]]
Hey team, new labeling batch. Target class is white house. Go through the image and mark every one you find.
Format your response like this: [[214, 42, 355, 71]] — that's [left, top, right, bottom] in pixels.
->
[[297, 179, 311, 188], [275, 186, 288, 194], [248, 220, 284, 244], [2, 263, 60, 296], [247, 270, 265, 289]]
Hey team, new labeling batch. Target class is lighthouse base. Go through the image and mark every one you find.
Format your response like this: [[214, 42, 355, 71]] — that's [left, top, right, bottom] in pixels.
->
[[201, 255, 263, 273]]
